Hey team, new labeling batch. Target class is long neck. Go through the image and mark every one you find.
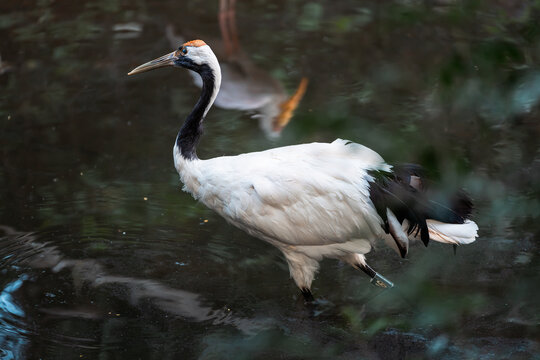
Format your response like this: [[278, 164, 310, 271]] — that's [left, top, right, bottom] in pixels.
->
[[176, 64, 220, 160]]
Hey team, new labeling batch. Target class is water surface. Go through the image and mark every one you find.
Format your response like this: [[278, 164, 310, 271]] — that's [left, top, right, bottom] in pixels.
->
[[1, 1, 539, 358]]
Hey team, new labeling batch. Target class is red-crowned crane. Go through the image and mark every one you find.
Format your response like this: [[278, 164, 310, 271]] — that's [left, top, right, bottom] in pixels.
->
[[128, 40, 478, 301]]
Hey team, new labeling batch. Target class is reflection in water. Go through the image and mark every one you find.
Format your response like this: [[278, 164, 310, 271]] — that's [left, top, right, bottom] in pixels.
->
[[0, 275, 29, 360], [0, 225, 271, 354], [112, 22, 143, 40], [0, 279, 26, 318], [166, 0, 308, 138]]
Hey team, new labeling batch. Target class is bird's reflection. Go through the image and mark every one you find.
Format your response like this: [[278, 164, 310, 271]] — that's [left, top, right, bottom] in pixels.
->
[[0, 225, 271, 340], [166, 0, 308, 138]]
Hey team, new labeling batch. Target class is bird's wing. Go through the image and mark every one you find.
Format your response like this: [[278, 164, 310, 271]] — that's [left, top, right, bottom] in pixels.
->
[[194, 140, 390, 246]]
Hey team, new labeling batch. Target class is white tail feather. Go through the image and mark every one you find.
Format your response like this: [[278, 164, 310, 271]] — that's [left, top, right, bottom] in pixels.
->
[[426, 219, 479, 245]]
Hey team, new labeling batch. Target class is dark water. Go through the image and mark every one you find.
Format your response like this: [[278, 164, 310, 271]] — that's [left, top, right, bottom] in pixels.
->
[[1, 0, 539, 358]]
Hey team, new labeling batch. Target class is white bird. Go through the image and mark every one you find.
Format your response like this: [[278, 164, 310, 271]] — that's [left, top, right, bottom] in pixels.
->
[[128, 40, 479, 300]]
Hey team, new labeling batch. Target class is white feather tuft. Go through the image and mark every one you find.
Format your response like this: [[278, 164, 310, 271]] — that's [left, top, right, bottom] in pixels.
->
[[426, 219, 479, 245]]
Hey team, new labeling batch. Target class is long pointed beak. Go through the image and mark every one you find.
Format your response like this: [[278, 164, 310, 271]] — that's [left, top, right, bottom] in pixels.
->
[[128, 51, 178, 75]]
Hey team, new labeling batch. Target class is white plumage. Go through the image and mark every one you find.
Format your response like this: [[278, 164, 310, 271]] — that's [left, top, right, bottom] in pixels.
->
[[176, 140, 388, 244], [129, 40, 479, 299]]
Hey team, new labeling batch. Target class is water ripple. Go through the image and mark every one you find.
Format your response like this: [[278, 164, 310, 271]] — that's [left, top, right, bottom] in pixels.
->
[[0, 275, 31, 360], [0, 224, 274, 354]]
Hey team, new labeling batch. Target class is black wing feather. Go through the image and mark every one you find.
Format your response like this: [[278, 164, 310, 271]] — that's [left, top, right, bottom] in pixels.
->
[[368, 164, 473, 247]]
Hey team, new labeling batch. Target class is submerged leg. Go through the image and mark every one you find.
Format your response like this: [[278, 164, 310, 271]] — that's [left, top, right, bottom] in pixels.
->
[[301, 288, 314, 302]]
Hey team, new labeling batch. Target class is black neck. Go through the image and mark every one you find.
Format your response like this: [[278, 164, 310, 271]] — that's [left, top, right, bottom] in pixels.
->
[[176, 64, 215, 160]]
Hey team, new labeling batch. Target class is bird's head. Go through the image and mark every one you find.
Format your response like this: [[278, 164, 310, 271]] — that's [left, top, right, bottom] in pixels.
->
[[128, 39, 219, 76]]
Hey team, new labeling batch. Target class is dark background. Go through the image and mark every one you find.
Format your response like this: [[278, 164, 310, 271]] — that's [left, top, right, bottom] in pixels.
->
[[0, 0, 538, 358]]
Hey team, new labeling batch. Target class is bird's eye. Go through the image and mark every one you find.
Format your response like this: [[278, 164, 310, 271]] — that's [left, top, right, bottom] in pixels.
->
[[181, 48, 188, 55]]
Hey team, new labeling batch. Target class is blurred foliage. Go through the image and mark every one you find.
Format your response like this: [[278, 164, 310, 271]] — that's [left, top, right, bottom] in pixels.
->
[[0, 0, 539, 359]]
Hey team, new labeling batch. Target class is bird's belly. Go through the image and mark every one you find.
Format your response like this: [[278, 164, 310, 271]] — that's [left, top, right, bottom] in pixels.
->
[[199, 189, 381, 247]]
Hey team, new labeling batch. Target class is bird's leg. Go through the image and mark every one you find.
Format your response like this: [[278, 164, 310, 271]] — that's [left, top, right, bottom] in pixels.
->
[[301, 288, 314, 302], [282, 251, 319, 303], [219, 0, 240, 57], [228, 0, 240, 53], [342, 254, 394, 289], [219, 0, 233, 57], [355, 262, 394, 289]]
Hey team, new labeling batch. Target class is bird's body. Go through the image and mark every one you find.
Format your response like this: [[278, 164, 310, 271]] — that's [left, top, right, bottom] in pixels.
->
[[174, 139, 389, 290], [176, 139, 387, 245], [129, 40, 479, 298]]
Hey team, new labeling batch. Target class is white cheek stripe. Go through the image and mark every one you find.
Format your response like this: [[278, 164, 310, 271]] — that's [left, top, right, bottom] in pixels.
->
[[188, 45, 222, 118]]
